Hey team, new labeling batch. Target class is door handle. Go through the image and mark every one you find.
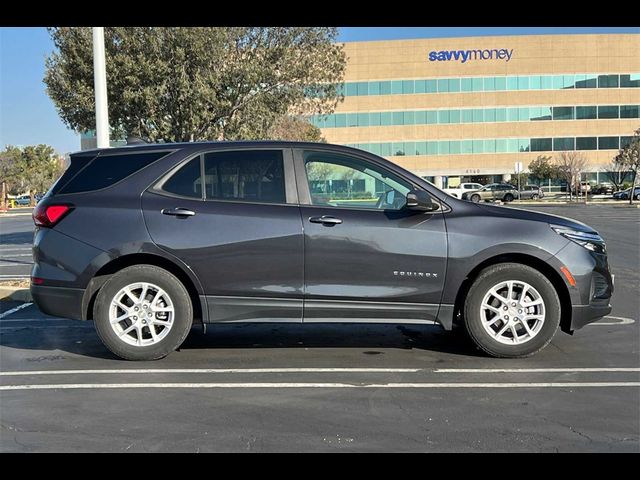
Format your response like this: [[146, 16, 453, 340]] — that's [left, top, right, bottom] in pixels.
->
[[309, 215, 343, 225], [162, 208, 196, 217]]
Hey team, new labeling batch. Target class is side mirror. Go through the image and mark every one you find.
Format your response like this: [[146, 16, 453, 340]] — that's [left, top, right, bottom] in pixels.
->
[[406, 189, 438, 211]]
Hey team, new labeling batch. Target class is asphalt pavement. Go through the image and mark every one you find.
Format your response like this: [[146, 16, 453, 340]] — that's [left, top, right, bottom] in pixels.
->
[[0, 210, 33, 280], [0, 204, 638, 452]]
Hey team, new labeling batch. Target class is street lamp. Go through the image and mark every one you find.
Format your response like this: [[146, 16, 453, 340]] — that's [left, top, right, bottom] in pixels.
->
[[92, 27, 110, 148]]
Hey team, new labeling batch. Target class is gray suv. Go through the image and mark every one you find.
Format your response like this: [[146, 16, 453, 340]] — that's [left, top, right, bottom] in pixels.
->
[[31, 142, 613, 360]]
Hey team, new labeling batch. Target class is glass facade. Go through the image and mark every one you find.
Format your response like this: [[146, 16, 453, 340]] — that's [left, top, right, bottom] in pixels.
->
[[335, 73, 640, 98], [345, 135, 629, 157], [310, 105, 639, 129]]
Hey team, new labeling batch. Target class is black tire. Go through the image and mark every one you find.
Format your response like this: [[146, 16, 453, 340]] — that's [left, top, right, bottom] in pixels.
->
[[531, 194, 539, 200], [94, 264, 193, 360], [470, 194, 481, 203], [463, 263, 561, 358], [636, 193, 640, 201], [503, 193, 514, 202]]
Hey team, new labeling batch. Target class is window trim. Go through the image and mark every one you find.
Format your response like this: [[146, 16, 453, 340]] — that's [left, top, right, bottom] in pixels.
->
[[150, 147, 297, 206]]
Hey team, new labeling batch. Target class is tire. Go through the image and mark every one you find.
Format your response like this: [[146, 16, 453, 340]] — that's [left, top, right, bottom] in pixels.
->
[[470, 194, 481, 203], [531, 194, 539, 200], [463, 263, 561, 358], [503, 193, 514, 202], [636, 194, 640, 201], [93, 264, 193, 360]]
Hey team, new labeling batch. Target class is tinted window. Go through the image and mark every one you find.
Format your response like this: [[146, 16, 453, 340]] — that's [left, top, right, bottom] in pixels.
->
[[60, 151, 169, 194], [162, 157, 203, 198], [49, 153, 97, 196], [203, 150, 285, 204]]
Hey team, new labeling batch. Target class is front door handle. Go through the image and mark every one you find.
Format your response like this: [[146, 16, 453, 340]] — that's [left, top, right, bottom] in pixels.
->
[[162, 208, 196, 217], [309, 215, 343, 225]]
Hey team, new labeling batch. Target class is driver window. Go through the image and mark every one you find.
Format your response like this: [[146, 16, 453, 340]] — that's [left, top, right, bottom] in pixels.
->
[[303, 151, 412, 210]]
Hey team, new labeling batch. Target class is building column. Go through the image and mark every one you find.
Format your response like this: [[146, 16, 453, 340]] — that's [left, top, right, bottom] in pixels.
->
[[502, 173, 512, 183], [433, 176, 443, 189]]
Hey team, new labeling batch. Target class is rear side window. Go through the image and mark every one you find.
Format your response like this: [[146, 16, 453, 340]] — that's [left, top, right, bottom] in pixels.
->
[[59, 151, 169, 194], [48, 154, 97, 196], [162, 157, 203, 198], [203, 150, 285, 204]]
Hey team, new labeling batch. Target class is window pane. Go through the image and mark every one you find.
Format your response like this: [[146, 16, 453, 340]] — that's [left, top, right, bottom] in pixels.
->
[[369, 82, 380, 96], [345, 83, 357, 96], [438, 110, 450, 124], [576, 106, 597, 119], [576, 137, 597, 150], [507, 139, 519, 152], [460, 140, 473, 154], [324, 115, 335, 128], [405, 142, 416, 155], [462, 109, 473, 123], [402, 80, 414, 94], [620, 136, 634, 148], [448, 78, 460, 92], [496, 139, 508, 153], [540, 75, 553, 90], [369, 112, 381, 126], [483, 77, 495, 91], [391, 81, 403, 94], [519, 138, 531, 152], [563, 75, 574, 89], [620, 105, 640, 118], [518, 107, 530, 121], [162, 157, 203, 198], [461, 78, 473, 92], [574, 74, 586, 88], [415, 141, 427, 155], [380, 81, 391, 95], [335, 114, 346, 128], [472, 78, 483, 91], [449, 109, 460, 124], [449, 141, 460, 154], [473, 109, 484, 123], [381, 112, 393, 126], [346, 113, 358, 127], [494, 77, 506, 91], [553, 76, 564, 89], [204, 150, 285, 204], [438, 141, 450, 155], [598, 105, 619, 119], [415, 80, 426, 93], [532, 107, 552, 121], [495, 108, 507, 122], [380, 143, 391, 156], [553, 106, 574, 120], [531, 138, 552, 152], [598, 136, 619, 150], [553, 137, 575, 151], [427, 141, 438, 155], [62, 151, 169, 194], [403, 111, 415, 125], [392, 111, 404, 125], [506, 76, 518, 90], [598, 74, 619, 88], [437, 78, 449, 93], [529, 76, 541, 90], [507, 108, 519, 122], [392, 142, 405, 155], [369, 143, 381, 155], [620, 74, 640, 88], [357, 113, 369, 127], [426, 111, 438, 124], [415, 111, 427, 124], [357, 82, 368, 96], [425, 79, 437, 93], [472, 140, 484, 154], [517, 76, 529, 90], [484, 139, 496, 153]]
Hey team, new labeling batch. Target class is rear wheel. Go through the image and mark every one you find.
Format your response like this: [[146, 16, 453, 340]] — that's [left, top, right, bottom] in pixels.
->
[[470, 194, 481, 203], [94, 265, 193, 360], [463, 263, 560, 358], [531, 194, 539, 200], [503, 193, 514, 202]]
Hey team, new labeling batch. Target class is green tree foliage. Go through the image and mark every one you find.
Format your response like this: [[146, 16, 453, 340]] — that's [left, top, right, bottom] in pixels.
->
[[527, 155, 558, 185], [0, 145, 65, 206], [267, 115, 325, 142], [44, 27, 346, 143], [614, 127, 640, 204]]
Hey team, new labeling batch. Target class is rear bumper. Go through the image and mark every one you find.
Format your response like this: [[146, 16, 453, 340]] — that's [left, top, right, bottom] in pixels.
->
[[570, 302, 612, 330], [31, 285, 85, 320]]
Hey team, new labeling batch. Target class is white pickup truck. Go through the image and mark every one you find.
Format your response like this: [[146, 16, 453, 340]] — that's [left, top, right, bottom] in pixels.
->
[[443, 182, 484, 199]]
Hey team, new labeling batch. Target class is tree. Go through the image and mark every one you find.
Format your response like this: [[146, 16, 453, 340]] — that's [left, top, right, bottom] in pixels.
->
[[614, 128, 640, 204], [267, 115, 325, 142], [528, 155, 558, 186], [601, 158, 630, 192], [44, 27, 346, 143], [0, 146, 22, 210], [555, 151, 588, 202]]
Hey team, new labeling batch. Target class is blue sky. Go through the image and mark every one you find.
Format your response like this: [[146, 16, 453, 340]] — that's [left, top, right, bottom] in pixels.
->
[[1, 27, 638, 155]]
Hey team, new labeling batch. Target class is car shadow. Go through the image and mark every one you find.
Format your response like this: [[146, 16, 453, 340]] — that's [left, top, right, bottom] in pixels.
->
[[0, 319, 483, 360]]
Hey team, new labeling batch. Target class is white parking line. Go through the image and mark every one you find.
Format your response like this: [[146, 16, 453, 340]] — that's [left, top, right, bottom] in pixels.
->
[[434, 368, 640, 373], [0, 254, 33, 257], [590, 316, 636, 326], [0, 274, 29, 278], [1, 382, 639, 391], [0, 302, 32, 320], [0, 368, 421, 376]]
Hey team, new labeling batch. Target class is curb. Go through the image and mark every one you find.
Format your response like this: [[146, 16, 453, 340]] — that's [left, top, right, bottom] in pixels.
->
[[0, 286, 32, 302], [0, 212, 33, 217]]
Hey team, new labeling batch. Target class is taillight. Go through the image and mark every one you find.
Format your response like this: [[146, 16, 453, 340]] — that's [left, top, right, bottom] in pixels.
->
[[33, 204, 73, 227]]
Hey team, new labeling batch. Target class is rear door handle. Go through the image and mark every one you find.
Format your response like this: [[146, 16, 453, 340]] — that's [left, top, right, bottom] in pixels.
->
[[309, 215, 342, 225], [162, 208, 196, 217]]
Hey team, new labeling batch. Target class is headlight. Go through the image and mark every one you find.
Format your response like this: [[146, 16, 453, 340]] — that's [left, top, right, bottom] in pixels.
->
[[551, 225, 606, 254]]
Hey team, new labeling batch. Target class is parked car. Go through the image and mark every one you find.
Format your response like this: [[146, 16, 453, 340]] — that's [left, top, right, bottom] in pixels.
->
[[15, 195, 31, 206], [443, 182, 484, 199], [461, 183, 519, 203], [613, 186, 640, 200], [592, 183, 615, 195], [571, 182, 593, 195], [518, 185, 545, 200], [31, 141, 613, 360]]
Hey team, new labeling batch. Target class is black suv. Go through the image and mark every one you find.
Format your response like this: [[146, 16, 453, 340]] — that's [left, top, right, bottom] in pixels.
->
[[31, 142, 613, 360]]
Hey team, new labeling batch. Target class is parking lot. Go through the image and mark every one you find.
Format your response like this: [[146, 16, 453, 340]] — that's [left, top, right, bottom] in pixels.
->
[[0, 204, 638, 452]]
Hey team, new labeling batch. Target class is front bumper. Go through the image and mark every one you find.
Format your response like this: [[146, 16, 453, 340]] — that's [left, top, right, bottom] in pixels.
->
[[30, 285, 85, 320], [570, 301, 612, 330]]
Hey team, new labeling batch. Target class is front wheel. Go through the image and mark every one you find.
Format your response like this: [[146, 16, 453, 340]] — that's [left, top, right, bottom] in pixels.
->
[[470, 194, 481, 203], [463, 263, 560, 358], [94, 264, 193, 360], [531, 194, 539, 200], [503, 193, 514, 202]]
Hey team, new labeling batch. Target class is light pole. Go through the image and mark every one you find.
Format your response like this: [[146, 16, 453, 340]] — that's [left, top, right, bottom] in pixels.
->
[[92, 27, 110, 148]]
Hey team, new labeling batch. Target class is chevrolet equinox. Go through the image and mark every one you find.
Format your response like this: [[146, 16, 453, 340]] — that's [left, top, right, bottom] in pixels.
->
[[30, 142, 613, 360]]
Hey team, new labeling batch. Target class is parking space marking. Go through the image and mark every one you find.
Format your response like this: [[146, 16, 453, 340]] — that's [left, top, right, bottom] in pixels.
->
[[1, 368, 422, 376], [590, 316, 636, 326], [0, 303, 33, 320], [434, 367, 640, 373], [1, 382, 639, 391], [0, 254, 33, 257]]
